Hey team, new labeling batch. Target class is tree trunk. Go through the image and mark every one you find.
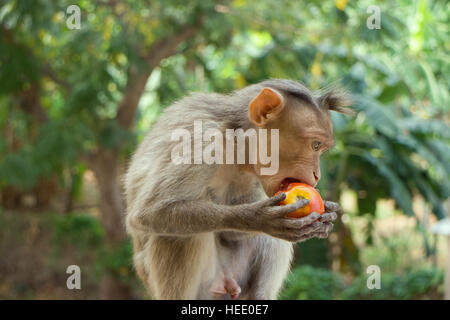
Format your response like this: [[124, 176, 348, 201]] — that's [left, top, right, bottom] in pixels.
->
[[89, 149, 133, 299], [90, 150, 126, 244], [330, 217, 361, 274], [99, 273, 133, 300], [326, 153, 361, 274]]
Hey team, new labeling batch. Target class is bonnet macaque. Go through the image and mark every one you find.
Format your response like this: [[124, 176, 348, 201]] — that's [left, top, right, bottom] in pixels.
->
[[125, 79, 351, 299]]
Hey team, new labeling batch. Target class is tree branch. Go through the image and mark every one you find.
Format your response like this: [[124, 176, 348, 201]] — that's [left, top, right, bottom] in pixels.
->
[[116, 25, 198, 129], [143, 25, 197, 66], [42, 63, 72, 91]]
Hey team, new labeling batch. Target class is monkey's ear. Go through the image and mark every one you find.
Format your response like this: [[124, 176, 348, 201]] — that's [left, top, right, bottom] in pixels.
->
[[248, 87, 285, 127]]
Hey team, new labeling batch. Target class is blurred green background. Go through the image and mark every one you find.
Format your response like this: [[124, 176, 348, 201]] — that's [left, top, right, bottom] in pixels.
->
[[0, 0, 449, 299]]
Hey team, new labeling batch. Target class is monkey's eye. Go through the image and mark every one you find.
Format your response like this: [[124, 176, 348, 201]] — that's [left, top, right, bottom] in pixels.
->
[[312, 141, 322, 151]]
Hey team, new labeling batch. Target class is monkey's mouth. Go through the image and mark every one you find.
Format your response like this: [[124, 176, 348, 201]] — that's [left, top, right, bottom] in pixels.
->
[[279, 177, 301, 191]]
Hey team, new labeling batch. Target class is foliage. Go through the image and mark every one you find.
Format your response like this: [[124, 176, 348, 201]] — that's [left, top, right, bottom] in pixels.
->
[[0, 210, 144, 299], [47, 213, 134, 281], [0, 0, 448, 299], [280, 265, 345, 300], [94, 239, 135, 282], [49, 213, 104, 250], [360, 225, 432, 274], [281, 265, 443, 300], [342, 268, 443, 300]]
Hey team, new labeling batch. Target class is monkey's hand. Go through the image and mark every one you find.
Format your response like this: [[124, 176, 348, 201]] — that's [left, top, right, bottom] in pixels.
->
[[233, 193, 337, 243], [294, 200, 340, 242]]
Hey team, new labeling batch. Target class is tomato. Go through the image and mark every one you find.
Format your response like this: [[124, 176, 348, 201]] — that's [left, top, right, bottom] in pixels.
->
[[275, 182, 325, 218]]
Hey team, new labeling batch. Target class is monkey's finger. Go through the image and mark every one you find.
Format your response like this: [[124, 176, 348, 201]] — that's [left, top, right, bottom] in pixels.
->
[[313, 222, 334, 234], [282, 218, 323, 233], [277, 211, 321, 227], [262, 192, 286, 207], [297, 231, 330, 242], [283, 220, 322, 232], [274, 230, 325, 243], [310, 232, 330, 239], [285, 220, 333, 236], [297, 233, 316, 242], [324, 201, 340, 212], [272, 199, 310, 216], [271, 232, 304, 242], [319, 211, 337, 222]]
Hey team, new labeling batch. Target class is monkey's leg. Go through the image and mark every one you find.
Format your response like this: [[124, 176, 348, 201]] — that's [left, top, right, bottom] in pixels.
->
[[139, 233, 217, 299], [245, 236, 293, 300]]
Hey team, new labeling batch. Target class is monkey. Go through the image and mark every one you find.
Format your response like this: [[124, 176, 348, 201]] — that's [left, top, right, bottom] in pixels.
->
[[124, 79, 351, 300]]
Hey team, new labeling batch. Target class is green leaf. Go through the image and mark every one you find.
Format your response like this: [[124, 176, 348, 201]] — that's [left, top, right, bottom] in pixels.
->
[[362, 153, 414, 216]]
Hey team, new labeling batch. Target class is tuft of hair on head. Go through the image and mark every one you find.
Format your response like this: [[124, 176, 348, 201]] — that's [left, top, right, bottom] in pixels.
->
[[317, 88, 355, 115]]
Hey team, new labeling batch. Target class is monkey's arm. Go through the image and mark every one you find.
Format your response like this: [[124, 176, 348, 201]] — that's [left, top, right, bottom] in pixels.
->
[[127, 193, 337, 242]]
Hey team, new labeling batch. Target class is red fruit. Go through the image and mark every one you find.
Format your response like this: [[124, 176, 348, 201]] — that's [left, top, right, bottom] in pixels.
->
[[275, 182, 325, 218]]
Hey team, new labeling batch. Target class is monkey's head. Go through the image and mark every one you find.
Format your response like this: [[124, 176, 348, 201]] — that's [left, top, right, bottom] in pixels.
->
[[247, 80, 353, 197]]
